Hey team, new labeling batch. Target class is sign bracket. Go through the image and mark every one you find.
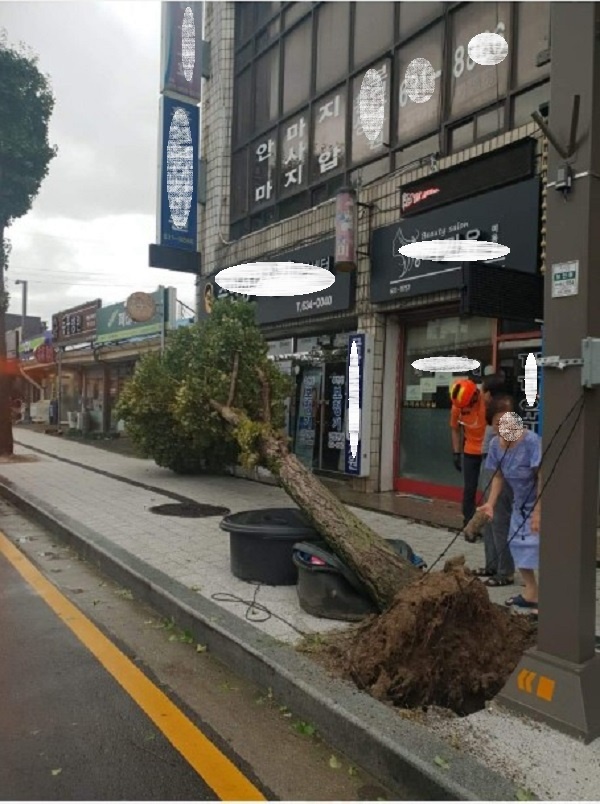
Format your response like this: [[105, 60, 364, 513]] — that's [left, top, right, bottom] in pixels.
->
[[537, 338, 600, 388]]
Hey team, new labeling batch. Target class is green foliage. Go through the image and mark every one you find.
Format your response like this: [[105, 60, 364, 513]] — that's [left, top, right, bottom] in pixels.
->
[[116, 298, 294, 475], [0, 34, 58, 228]]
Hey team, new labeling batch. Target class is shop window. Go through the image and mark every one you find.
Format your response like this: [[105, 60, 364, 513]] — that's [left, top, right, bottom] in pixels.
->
[[230, 149, 249, 220], [235, 2, 256, 47], [311, 86, 347, 182], [395, 134, 440, 170], [399, 316, 494, 488], [250, 130, 278, 210], [449, 119, 474, 153], [350, 155, 391, 188], [476, 105, 504, 140], [283, 19, 312, 113], [279, 108, 309, 197], [353, 2, 394, 68], [398, 1, 444, 40], [315, 2, 350, 94], [351, 59, 391, 165], [449, 2, 511, 120], [512, 82, 550, 129], [283, 2, 311, 30], [234, 41, 253, 73], [256, 18, 281, 53], [396, 23, 444, 146], [254, 46, 280, 132], [233, 68, 252, 147], [515, 1, 550, 88], [256, 1, 280, 30]]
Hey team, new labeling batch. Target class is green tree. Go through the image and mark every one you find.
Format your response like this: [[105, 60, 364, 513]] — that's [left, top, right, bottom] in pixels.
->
[[172, 298, 420, 611], [116, 324, 241, 474], [0, 32, 57, 455]]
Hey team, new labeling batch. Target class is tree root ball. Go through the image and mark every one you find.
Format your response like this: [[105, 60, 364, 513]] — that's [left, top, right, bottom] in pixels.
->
[[337, 557, 537, 715]]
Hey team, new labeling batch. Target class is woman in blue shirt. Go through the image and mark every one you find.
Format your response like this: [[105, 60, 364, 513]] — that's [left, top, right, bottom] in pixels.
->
[[477, 395, 542, 614]]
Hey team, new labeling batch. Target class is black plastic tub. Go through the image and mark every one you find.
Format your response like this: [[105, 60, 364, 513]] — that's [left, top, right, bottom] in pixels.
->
[[219, 508, 320, 586], [293, 539, 425, 622]]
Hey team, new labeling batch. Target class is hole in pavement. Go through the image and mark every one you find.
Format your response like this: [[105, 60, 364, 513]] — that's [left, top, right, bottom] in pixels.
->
[[149, 502, 230, 518]]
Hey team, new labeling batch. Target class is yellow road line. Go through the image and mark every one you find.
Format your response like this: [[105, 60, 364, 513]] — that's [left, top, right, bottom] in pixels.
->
[[0, 531, 265, 802]]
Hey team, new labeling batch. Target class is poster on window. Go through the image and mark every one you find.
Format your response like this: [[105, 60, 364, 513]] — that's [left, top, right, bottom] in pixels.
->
[[397, 25, 443, 145], [311, 89, 346, 181], [351, 60, 390, 164], [294, 368, 321, 468], [251, 131, 277, 208], [279, 111, 308, 196], [449, 3, 511, 119]]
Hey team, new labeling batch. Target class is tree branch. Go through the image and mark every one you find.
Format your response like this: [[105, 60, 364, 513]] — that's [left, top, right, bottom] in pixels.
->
[[256, 367, 271, 424], [227, 351, 240, 408], [209, 398, 241, 427]]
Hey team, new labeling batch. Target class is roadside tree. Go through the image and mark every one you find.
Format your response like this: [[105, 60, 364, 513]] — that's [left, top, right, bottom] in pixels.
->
[[0, 33, 57, 455]]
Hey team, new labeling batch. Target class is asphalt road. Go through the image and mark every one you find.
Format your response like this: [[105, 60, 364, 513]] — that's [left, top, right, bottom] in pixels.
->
[[0, 550, 223, 801], [0, 502, 397, 802]]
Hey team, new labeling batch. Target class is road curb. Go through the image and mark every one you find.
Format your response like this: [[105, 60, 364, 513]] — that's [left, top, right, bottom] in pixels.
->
[[0, 475, 521, 802]]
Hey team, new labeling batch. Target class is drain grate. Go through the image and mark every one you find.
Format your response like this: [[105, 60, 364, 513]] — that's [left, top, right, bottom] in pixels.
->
[[149, 502, 230, 518]]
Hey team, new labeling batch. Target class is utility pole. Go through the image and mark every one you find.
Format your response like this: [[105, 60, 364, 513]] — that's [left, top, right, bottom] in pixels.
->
[[14, 279, 27, 336], [496, 2, 600, 741]]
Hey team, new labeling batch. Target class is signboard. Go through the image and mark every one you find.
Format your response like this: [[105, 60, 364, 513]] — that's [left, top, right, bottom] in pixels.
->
[[400, 139, 536, 216], [157, 95, 200, 252], [52, 300, 101, 345], [312, 88, 346, 181], [551, 261, 579, 297], [279, 111, 308, 197], [34, 344, 56, 365], [95, 288, 175, 345], [294, 367, 322, 468], [251, 131, 277, 208], [351, 59, 390, 164], [334, 188, 357, 272], [160, 1, 203, 101], [371, 178, 540, 303], [197, 239, 355, 325], [344, 333, 373, 477], [126, 292, 157, 322]]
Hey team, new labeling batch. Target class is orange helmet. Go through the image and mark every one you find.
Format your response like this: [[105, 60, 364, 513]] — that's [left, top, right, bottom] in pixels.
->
[[450, 379, 479, 408]]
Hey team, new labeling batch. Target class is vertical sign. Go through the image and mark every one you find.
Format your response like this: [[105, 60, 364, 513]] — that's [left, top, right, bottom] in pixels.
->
[[335, 187, 357, 272], [160, 1, 203, 101], [279, 111, 308, 196], [252, 130, 277, 208], [295, 367, 322, 468], [157, 95, 200, 252], [344, 333, 373, 476], [312, 88, 346, 181]]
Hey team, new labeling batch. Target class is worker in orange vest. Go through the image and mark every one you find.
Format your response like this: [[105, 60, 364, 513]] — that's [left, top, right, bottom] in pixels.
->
[[450, 378, 487, 534]]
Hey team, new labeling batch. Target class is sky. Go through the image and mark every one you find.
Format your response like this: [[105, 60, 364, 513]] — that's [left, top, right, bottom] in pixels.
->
[[0, 0, 197, 329]]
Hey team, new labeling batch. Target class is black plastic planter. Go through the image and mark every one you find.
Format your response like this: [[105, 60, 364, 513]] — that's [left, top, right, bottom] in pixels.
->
[[219, 508, 320, 586]]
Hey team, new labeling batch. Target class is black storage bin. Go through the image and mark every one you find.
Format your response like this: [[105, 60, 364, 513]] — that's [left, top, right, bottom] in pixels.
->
[[219, 508, 320, 586], [293, 539, 423, 622]]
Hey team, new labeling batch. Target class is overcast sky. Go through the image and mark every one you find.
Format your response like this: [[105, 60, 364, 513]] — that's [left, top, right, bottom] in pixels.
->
[[0, 1, 197, 329]]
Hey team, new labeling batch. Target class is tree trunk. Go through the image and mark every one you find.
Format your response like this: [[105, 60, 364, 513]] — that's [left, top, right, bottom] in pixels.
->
[[0, 224, 14, 457], [210, 399, 420, 612]]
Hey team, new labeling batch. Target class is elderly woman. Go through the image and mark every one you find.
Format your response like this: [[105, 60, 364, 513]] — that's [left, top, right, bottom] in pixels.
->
[[477, 394, 542, 615]]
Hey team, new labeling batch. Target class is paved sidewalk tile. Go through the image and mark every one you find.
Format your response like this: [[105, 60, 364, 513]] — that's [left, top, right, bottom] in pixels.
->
[[4, 429, 600, 644]]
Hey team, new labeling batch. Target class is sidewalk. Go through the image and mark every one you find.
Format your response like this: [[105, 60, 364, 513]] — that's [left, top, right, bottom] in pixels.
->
[[2, 427, 600, 800]]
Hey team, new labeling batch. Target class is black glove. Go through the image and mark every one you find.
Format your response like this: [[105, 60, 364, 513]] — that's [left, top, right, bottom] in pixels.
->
[[453, 452, 462, 472]]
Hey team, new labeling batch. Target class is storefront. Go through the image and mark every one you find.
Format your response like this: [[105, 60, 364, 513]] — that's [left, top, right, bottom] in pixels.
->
[[370, 141, 543, 501], [197, 237, 358, 477]]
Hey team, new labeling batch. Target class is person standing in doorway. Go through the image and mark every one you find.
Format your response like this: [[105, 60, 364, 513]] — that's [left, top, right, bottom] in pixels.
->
[[450, 378, 487, 534]]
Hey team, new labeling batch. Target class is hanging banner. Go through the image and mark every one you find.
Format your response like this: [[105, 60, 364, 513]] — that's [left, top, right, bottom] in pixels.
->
[[335, 187, 357, 272], [344, 333, 373, 477], [294, 367, 322, 469]]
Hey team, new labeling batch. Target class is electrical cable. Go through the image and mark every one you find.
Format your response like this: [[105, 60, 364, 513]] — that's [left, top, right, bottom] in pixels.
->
[[423, 392, 585, 576], [211, 584, 310, 638]]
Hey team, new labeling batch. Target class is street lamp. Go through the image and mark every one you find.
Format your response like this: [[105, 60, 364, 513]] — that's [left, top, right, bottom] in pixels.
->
[[14, 279, 27, 336]]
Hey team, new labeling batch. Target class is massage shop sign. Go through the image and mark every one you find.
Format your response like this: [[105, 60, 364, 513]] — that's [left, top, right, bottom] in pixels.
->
[[95, 289, 173, 344]]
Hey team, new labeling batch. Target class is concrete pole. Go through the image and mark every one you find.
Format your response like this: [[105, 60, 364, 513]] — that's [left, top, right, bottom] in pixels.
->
[[496, 2, 600, 742]]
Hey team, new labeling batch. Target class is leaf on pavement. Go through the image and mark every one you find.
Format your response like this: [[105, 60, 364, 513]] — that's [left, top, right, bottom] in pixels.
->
[[196, 644, 207, 652], [51, 769, 62, 776], [329, 755, 342, 769], [516, 788, 536, 800], [434, 755, 450, 770]]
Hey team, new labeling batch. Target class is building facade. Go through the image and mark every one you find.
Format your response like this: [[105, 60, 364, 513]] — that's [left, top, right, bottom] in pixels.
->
[[196, 1, 550, 500]]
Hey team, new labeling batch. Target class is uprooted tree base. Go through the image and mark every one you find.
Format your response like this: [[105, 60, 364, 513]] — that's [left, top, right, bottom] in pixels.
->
[[302, 557, 537, 716]]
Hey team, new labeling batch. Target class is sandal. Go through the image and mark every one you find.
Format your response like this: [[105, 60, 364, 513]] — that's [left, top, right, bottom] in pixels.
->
[[505, 594, 538, 609], [473, 568, 496, 577], [485, 575, 515, 587]]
